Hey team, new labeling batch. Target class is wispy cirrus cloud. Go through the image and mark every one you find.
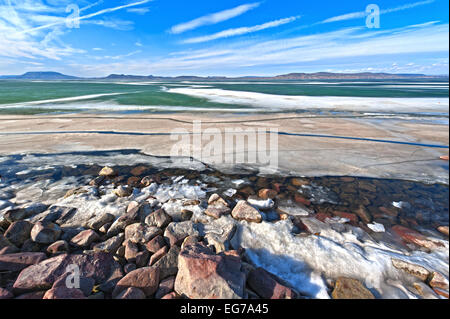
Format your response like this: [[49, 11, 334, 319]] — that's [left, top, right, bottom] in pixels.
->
[[73, 22, 448, 76], [16, 0, 154, 35], [127, 7, 150, 15], [183, 16, 299, 44], [321, 0, 435, 23], [170, 2, 260, 34]]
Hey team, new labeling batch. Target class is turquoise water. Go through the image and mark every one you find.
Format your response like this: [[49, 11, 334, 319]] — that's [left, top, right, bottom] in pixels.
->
[[0, 79, 448, 115]]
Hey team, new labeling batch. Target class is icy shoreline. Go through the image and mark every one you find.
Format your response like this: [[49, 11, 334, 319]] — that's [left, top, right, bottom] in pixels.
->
[[0, 151, 448, 299]]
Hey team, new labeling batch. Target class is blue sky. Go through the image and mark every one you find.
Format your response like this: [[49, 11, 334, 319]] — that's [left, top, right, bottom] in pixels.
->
[[0, 0, 448, 76]]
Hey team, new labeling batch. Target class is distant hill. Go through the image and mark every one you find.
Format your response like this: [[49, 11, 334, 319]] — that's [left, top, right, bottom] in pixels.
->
[[270, 72, 434, 80], [0, 71, 447, 81], [0, 71, 78, 80]]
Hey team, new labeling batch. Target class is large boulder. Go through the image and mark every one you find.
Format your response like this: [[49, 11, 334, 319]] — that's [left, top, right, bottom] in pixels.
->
[[0, 252, 46, 272], [12, 252, 117, 294], [174, 243, 246, 299], [112, 267, 160, 298], [247, 267, 296, 299]]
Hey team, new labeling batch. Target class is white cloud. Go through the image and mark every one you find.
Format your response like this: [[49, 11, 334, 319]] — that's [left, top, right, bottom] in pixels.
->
[[183, 16, 299, 44], [127, 7, 150, 15], [16, 0, 154, 35], [76, 22, 448, 76], [0, 0, 151, 63], [322, 0, 435, 23], [170, 2, 260, 34]]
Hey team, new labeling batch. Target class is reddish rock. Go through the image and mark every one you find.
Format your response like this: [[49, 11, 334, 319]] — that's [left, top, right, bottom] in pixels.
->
[[0, 252, 46, 271], [258, 189, 278, 200], [204, 205, 231, 219], [231, 201, 262, 223], [355, 205, 372, 224], [47, 240, 69, 254], [4, 221, 33, 247], [332, 211, 359, 223], [130, 165, 148, 176], [428, 271, 449, 290], [146, 235, 167, 253], [107, 206, 140, 237], [127, 176, 141, 187], [149, 246, 168, 266], [86, 213, 115, 231], [247, 267, 296, 299], [124, 240, 139, 263], [0, 287, 13, 299], [152, 246, 180, 280], [155, 276, 175, 299], [315, 212, 332, 222], [145, 209, 172, 228], [52, 273, 95, 297], [433, 288, 449, 299], [115, 287, 146, 299], [0, 246, 19, 255], [291, 178, 309, 187], [112, 267, 160, 298], [294, 194, 311, 206], [161, 292, 179, 299], [43, 286, 86, 299], [135, 251, 150, 268], [392, 225, 444, 250], [70, 229, 100, 248], [174, 243, 246, 299], [30, 221, 61, 244], [13, 252, 117, 294], [208, 194, 228, 206]]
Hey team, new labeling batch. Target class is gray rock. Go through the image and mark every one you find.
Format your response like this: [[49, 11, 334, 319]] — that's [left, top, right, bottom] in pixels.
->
[[93, 233, 124, 254], [145, 209, 172, 228], [163, 221, 199, 246], [4, 221, 33, 247], [153, 245, 180, 280], [85, 213, 115, 231], [30, 221, 61, 244], [124, 223, 162, 245]]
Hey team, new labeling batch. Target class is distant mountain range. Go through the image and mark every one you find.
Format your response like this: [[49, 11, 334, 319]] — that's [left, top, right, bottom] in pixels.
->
[[0, 71, 447, 81]]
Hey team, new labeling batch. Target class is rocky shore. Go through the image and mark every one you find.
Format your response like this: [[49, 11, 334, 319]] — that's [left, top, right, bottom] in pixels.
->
[[0, 162, 449, 299]]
